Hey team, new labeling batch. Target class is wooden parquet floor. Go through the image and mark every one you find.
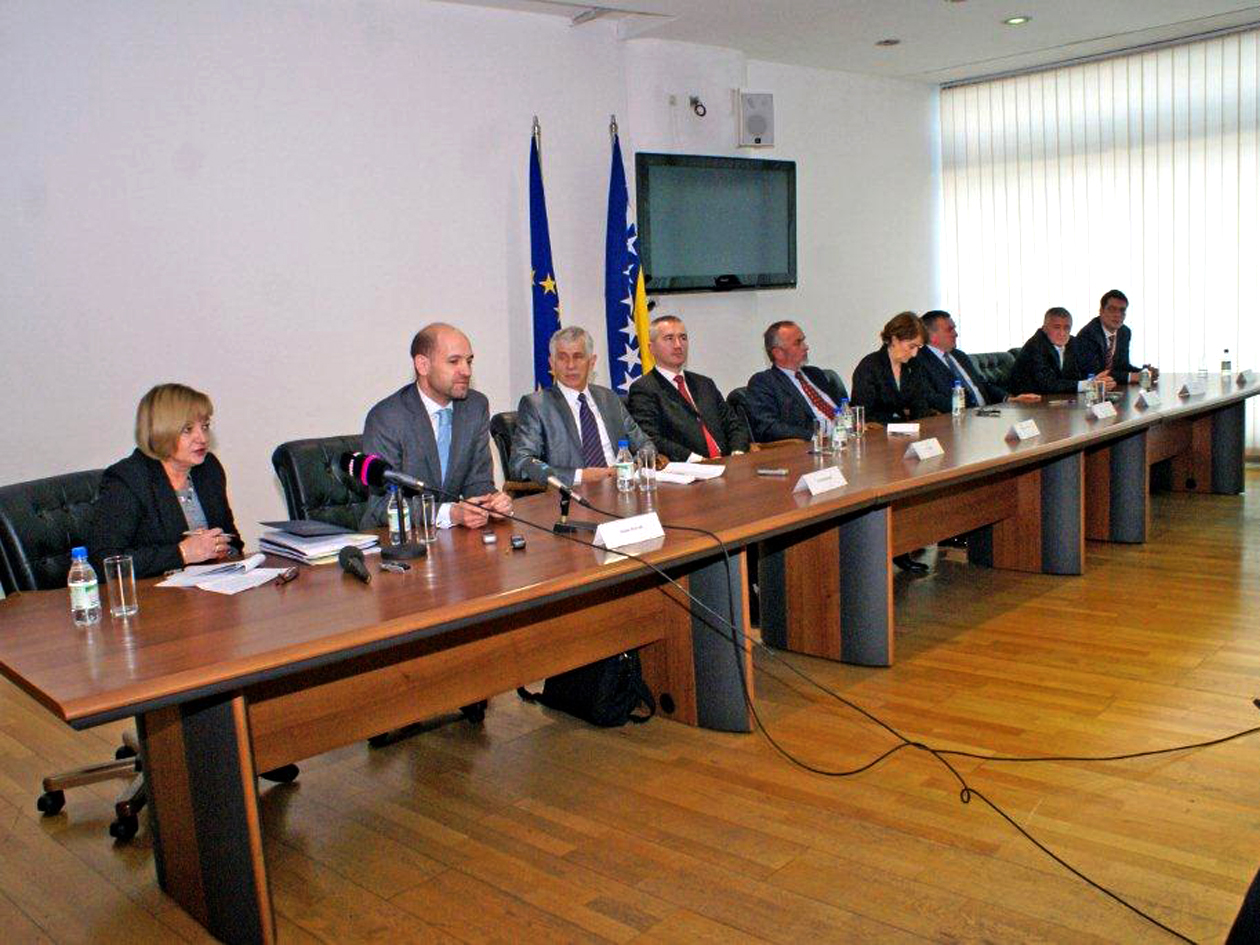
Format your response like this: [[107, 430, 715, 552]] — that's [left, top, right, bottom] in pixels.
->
[[3, 472, 1260, 943]]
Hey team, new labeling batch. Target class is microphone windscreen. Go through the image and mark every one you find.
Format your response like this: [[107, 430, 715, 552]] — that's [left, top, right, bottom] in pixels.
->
[[337, 544, 371, 583], [341, 452, 388, 488]]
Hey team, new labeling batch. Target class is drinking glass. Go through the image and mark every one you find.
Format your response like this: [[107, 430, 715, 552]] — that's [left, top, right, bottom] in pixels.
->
[[637, 443, 658, 492], [103, 555, 138, 618]]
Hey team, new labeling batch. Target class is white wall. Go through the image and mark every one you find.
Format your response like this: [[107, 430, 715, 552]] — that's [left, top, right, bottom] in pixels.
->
[[1, 0, 940, 545]]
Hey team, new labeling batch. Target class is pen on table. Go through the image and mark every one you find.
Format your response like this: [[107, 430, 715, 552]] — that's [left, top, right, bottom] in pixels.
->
[[275, 566, 299, 587]]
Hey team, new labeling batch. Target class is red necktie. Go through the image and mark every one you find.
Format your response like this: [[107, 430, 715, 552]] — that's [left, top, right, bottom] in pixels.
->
[[674, 374, 722, 459], [794, 370, 834, 419]]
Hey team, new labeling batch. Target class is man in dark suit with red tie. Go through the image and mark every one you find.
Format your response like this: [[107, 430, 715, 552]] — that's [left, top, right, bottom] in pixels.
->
[[745, 320, 848, 442], [627, 315, 750, 462], [1075, 289, 1158, 384]]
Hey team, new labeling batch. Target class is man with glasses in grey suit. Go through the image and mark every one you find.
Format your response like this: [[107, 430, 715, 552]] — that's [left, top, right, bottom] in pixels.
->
[[510, 326, 651, 488], [360, 322, 512, 530]]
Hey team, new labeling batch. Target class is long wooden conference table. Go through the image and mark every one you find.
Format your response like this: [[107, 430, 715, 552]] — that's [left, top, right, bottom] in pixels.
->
[[0, 372, 1253, 944]]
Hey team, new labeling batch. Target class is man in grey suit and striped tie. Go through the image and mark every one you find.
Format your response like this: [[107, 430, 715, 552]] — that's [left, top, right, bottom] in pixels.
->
[[509, 326, 651, 488], [360, 322, 512, 530]]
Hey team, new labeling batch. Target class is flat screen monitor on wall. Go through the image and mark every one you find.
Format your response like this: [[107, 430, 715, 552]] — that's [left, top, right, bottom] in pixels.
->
[[635, 152, 796, 294]]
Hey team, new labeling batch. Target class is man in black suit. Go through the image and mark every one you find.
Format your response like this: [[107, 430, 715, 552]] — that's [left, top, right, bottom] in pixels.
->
[[919, 310, 1040, 410], [1008, 307, 1118, 396], [745, 321, 848, 442], [1075, 289, 1157, 384], [627, 315, 750, 461]]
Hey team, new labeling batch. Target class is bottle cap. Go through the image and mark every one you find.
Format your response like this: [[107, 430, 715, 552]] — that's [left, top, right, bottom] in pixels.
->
[[71, 546, 87, 559], [618, 439, 629, 448]]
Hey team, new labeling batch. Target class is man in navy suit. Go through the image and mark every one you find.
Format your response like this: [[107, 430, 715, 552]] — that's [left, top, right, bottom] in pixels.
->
[[745, 321, 848, 442], [628, 315, 749, 461], [919, 310, 1040, 411], [1075, 289, 1158, 384], [360, 322, 512, 530]]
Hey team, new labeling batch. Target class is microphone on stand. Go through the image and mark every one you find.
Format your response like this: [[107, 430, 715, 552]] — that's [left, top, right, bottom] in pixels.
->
[[522, 458, 597, 533], [338, 545, 372, 584], [339, 452, 430, 560]]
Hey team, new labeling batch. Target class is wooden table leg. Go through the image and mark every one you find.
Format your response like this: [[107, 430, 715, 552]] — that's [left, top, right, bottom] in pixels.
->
[[138, 695, 273, 945]]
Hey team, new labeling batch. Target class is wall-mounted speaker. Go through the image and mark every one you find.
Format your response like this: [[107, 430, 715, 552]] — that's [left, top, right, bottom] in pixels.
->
[[737, 91, 774, 148]]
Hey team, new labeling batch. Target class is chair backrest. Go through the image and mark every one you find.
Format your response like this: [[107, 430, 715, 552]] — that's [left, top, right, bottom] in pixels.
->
[[821, 368, 850, 403], [0, 469, 103, 594], [971, 351, 1017, 389], [726, 387, 755, 443], [270, 434, 369, 530], [489, 411, 517, 476]]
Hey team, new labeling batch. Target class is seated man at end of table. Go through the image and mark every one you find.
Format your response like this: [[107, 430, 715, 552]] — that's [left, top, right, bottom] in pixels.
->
[[1074, 289, 1158, 385]]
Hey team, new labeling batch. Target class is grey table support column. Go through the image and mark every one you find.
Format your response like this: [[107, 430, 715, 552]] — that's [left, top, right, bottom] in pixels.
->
[[837, 506, 892, 667], [1108, 430, 1148, 543], [1212, 401, 1246, 494], [688, 553, 752, 733], [1040, 451, 1084, 574]]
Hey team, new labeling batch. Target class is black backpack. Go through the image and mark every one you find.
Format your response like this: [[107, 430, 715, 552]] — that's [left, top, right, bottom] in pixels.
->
[[517, 651, 655, 727]]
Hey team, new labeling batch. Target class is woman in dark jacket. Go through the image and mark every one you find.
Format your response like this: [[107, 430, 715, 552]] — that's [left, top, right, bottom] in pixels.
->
[[851, 313, 936, 572], [89, 383, 243, 578], [850, 311, 934, 426]]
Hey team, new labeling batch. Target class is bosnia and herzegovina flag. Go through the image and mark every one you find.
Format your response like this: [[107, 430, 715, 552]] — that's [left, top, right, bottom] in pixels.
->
[[529, 130, 561, 389], [604, 130, 653, 393]]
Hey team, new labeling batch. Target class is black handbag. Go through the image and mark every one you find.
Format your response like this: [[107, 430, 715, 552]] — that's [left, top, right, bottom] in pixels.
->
[[516, 651, 655, 727]]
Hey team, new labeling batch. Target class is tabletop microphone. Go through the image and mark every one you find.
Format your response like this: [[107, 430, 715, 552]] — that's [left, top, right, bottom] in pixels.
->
[[524, 458, 598, 533], [338, 545, 372, 584], [341, 451, 428, 494]]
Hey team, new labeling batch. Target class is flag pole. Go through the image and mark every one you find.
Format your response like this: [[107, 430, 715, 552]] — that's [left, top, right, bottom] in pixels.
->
[[533, 115, 542, 157], [609, 114, 618, 140]]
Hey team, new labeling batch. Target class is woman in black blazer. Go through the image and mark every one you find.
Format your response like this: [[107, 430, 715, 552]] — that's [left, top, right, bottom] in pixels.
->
[[89, 383, 243, 578], [851, 313, 936, 572], [850, 311, 935, 425]]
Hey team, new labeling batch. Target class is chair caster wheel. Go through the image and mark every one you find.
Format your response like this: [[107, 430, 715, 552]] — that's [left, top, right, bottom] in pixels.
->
[[460, 700, 488, 724], [260, 763, 299, 784], [109, 815, 138, 842], [37, 790, 65, 816], [115, 744, 137, 760]]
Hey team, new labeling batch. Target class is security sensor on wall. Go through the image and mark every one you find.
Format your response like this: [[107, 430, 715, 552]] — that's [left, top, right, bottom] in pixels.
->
[[736, 90, 774, 147]]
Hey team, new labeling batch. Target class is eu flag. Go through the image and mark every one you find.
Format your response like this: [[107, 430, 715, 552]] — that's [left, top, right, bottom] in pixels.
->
[[529, 130, 561, 389], [604, 129, 653, 393]]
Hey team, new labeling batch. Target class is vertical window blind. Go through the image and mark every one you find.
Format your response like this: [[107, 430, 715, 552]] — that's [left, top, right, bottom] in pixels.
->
[[941, 29, 1260, 444]]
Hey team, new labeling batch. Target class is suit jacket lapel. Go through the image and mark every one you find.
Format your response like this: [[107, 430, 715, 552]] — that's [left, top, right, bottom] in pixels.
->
[[657, 369, 702, 421], [592, 386, 624, 443], [145, 455, 187, 537], [547, 386, 582, 455]]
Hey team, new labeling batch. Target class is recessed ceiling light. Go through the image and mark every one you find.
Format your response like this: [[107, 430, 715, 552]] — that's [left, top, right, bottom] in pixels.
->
[[1004, 15, 1031, 25], [875, 38, 901, 47]]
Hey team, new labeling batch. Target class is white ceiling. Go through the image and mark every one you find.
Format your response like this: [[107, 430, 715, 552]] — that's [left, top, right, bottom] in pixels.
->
[[442, 0, 1260, 84]]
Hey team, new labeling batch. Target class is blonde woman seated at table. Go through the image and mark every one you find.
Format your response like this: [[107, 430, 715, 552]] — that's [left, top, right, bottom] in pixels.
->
[[88, 382, 243, 578]]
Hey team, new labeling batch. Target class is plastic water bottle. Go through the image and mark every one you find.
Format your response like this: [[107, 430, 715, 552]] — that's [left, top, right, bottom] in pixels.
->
[[615, 439, 635, 493], [1139, 366, 1152, 391], [1222, 348, 1232, 378], [68, 546, 101, 626], [951, 380, 966, 417], [838, 398, 854, 438], [385, 484, 410, 545], [831, 407, 847, 452]]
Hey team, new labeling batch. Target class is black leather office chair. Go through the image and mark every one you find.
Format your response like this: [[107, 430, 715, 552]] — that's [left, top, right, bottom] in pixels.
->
[[971, 351, 1017, 389], [0, 470, 147, 841], [726, 387, 755, 443], [271, 434, 370, 529], [490, 411, 544, 498]]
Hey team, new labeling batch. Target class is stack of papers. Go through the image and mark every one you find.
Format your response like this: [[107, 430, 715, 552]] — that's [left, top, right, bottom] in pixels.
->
[[158, 554, 288, 595], [258, 530, 379, 565], [658, 462, 726, 485]]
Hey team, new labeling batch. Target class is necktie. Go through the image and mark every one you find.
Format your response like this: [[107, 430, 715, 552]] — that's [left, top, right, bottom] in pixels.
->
[[794, 370, 834, 419], [436, 406, 452, 483], [1105, 332, 1116, 371], [944, 353, 980, 407], [577, 393, 606, 467], [673, 374, 721, 459]]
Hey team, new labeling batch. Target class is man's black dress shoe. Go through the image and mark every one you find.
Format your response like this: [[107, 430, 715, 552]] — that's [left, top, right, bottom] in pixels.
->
[[893, 553, 929, 574]]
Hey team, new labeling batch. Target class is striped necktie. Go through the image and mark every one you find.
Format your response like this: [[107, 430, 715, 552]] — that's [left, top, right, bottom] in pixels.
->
[[577, 393, 606, 467]]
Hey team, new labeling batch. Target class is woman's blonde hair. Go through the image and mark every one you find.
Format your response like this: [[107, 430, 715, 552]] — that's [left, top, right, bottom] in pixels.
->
[[135, 384, 213, 460]]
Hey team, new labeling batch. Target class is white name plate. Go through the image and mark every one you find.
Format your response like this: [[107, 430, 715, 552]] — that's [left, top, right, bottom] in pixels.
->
[[1136, 390, 1162, 408], [1238, 369, 1255, 385], [903, 438, 944, 461], [1178, 382, 1207, 397], [1088, 401, 1117, 419], [1006, 419, 1041, 441], [793, 466, 847, 496], [886, 422, 920, 436], [592, 512, 665, 551]]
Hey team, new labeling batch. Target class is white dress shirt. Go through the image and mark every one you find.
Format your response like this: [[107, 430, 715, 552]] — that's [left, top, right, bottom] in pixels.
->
[[557, 383, 614, 484], [776, 365, 837, 421]]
